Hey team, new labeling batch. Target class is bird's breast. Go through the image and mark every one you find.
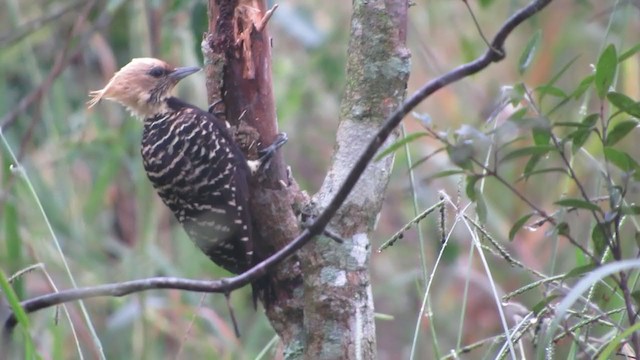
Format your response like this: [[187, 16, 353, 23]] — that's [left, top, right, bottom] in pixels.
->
[[140, 113, 238, 196]]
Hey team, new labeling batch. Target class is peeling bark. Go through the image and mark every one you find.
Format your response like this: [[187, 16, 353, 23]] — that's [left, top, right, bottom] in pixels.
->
[[203, 0, 304, 348], [301, 1, 410, 358], [203, 0, 409, 358]]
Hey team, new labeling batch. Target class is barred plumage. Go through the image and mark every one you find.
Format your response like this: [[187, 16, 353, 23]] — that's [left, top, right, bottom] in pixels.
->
[[141, 99, 253, 273], [87, 58, 278, 287]]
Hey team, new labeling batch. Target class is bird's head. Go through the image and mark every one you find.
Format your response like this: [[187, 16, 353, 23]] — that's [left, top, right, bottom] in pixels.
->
[[87, 58, 200, 118]]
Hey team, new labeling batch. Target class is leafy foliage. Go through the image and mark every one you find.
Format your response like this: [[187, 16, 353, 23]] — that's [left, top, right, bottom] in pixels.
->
[[395, 32, 640, 358]]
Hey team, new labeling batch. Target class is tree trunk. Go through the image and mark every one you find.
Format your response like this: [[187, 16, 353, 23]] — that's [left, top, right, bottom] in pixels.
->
[[301, 1, 410, 358], [203, 0, 305, 348], [203, 0, 409, 358]]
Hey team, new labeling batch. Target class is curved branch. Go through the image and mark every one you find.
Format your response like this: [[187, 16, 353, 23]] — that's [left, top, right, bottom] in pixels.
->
[[2, 0, 554, 334], [306, 0, 553, 235]]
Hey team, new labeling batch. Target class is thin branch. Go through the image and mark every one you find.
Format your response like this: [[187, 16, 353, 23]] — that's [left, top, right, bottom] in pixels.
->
[[461, 0, 492, 50], [417, 119, 598, 262], [2, 0, 555, 334], [305, 0, 553, 241]]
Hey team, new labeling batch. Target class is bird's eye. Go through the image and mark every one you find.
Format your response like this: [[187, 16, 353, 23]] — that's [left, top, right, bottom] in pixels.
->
[[148, 67, 166, 78]]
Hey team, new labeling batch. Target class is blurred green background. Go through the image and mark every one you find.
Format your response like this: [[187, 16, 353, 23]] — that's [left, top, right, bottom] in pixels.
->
[[1, 0, 639, 358]]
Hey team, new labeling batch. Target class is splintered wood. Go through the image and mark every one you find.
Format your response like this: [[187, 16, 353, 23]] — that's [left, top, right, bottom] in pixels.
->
[[233, 3, 278, 79]]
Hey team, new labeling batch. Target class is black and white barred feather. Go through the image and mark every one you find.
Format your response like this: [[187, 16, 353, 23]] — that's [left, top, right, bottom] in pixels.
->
[[141, 97, 253, 274]]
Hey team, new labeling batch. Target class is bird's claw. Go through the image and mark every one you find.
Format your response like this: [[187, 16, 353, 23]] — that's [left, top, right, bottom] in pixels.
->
[[257, 132, 288, 172], [208, 99, 225, 117], [258, 133, 288, 158]]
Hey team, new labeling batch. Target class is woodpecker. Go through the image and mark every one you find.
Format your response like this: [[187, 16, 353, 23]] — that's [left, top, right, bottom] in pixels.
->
[[88, 58, 284, 295]]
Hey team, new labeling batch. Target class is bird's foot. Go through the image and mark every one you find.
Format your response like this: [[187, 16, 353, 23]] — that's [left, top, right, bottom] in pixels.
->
[[208, 99, 226, 118], [248, 133, 288, 174]]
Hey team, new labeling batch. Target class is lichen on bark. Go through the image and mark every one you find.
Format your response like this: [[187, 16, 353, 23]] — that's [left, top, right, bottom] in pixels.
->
[[203, 0, 409, 358]]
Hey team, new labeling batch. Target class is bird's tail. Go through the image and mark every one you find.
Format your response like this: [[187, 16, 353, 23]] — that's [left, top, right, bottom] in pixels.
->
[[251, 272, 276, 310]]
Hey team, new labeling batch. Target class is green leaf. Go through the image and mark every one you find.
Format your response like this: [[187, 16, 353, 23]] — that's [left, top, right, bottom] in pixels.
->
[[594, 44, 617, 99], [509, 83, 526, 106], [556, 222, 571, 237], [631, 290, 640, 306], [441, 241, 460, 264], [554, 121, 591, 128], [535, 85, 566, 98], [0, 270, 36, 351], [621, 206, 640, 215], [604, 147, 640, 179], [570, 129, 592, 153], [465, 175, 481, 201], [607, 92, 640, 117], [555, 198, 601, 212], [500, 145, 555, 163], [573, 74, 594, 99], [509, 213, 533, 241], [522, 154, 542, 180], [570, 113, 599, 153], [606, 119, 638, 146], [598, 322, 640, 360], [619, 43, 640, 62], [532, 295, 559, 315], [478, 0, 496, 8], [591, 224, 608, 258], [375, 132, 428, 161], [3, 150, 24, 297], [519, 30, 541, 75], [582, 113, 600, 128], [532, 126, 551, 145], [565, 264, 597, 278], [4, 199, 23, 297]]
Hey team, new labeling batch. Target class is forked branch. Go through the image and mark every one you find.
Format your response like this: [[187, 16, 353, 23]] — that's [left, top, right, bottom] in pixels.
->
[[2, 0, 554, 335]]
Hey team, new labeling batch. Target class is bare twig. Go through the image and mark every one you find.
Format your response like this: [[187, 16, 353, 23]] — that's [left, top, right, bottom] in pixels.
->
[[461, 0, 493, 50], [2, 0, 555, 334], [256, 4, 278, 32]]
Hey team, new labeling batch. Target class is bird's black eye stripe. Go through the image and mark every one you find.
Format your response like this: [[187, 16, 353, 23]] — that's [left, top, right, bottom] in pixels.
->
[[148, 66, 167, 78]]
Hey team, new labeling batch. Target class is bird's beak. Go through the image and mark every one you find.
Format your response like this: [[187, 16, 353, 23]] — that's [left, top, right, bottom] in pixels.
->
[[169, 66, 201, 81]]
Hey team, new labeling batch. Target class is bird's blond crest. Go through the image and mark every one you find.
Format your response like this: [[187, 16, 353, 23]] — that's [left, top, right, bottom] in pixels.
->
[[86, 58, 192, 118]]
